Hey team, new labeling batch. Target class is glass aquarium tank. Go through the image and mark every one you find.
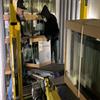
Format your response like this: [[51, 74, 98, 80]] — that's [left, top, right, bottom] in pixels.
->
[[65, 19, 100, 100]]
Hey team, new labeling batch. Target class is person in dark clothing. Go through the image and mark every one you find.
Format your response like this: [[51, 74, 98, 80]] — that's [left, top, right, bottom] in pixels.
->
[[16, 0, 26, 37], [40, 5, 59, 63]]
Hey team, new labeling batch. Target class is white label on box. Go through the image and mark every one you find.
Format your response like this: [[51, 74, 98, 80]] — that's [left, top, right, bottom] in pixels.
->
[[39, 40, 51, 63]]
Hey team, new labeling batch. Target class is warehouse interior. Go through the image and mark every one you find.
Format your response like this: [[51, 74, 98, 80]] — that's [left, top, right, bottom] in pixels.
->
[[0, 0, 100, 100]]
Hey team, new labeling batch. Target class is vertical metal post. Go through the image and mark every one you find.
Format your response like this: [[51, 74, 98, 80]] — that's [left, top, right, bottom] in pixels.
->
[[10, 0, 23, 99], [63, 0, 68, 63], [56, 0, 60, 63], [56, 0, 60, 24], [59, 0, 65, 63], [67, 0, 71, 20], [72, 0, 77, 19], [0, 0, 6, 100]]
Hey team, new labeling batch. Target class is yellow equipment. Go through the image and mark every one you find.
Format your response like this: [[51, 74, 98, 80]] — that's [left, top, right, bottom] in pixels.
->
[[45, 78, 61, 100], [32, 73, 61, 100], [9, 0, 23, 99]]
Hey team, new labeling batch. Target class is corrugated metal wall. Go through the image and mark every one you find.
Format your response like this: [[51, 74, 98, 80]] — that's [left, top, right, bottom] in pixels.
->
[[59, 0, 80, 63]]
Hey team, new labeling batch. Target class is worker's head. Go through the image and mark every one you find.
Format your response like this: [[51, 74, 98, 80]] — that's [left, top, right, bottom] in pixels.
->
[[17, 0, 26, 17], [40, 5, 51, 19]]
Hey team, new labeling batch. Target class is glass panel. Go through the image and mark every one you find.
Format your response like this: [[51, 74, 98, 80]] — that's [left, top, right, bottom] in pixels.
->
[[70, 32, 81, 85], [81, 35, 100, 99], [68, 31, 100, 99]]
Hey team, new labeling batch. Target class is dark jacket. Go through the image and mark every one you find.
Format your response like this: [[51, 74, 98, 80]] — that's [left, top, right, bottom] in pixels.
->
[[16, 14, 25, 37], [40, 5, 59, 42]]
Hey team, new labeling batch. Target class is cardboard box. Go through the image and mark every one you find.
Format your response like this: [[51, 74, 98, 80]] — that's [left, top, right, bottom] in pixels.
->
[[26, 35, 51, 68]]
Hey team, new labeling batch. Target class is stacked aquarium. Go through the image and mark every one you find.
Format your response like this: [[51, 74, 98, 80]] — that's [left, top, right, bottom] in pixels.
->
[[65, 19, 100, 100]]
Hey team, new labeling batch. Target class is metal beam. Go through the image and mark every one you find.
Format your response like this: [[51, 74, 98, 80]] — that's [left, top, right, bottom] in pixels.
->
[[0, 0, 6, 100], [59, 0, 65, 63]]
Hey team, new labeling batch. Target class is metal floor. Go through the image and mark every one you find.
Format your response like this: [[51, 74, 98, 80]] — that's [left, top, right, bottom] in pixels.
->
[[25, 63, 78, 100], [25, 84, 78, 100], [58, 84, 78, 100]]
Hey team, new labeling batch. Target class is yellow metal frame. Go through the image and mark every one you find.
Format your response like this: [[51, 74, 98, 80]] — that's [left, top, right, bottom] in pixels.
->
[[32, 73, 61, 100], [9, 0, 23, 99], [45, 78, 61, 100], [80, 0, 88, 19]]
